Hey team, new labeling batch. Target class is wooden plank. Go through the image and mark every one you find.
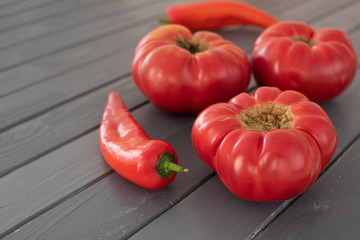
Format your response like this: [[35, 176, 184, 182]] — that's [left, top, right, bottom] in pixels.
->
[[311, 0, 360, 31], [0, 20, 157, 130], [322, 75, 360, 158], [0, 0, 55, 18], [0, 0, 170, 89], [0, 0, 24, 9], [0, 130, 110, 238], [0, 112, 209, 239], [0, 0, 101, 32], [247, 0, 308, 14], [276, 0, 357, 23], [0, 74, 147, 177], [349, 27, 360, 61], [253, 137, 360, 240], [130, 176, 281, 240], [0, 0, 157, 51]]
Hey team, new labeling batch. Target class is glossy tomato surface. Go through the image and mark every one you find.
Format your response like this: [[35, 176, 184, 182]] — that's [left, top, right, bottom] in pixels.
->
[[251, 21, 357, 103], [192, 87, 337, 202], [132, 24, 251, 113]]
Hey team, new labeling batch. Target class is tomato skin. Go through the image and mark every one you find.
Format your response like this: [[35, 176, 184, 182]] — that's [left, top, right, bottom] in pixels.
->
[[132, 24, 251, 113], [191, 87, 337, 202], [216, 129, 321, 202], [251, 21, 357, 103]]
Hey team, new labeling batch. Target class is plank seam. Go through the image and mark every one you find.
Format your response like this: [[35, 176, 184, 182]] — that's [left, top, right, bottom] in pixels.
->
[[0, 71, 132, 133], [0, 168, 115, 239], [0, 0, 165, 52], [0, 49, 123, 99], [269, 0, 313, 15], [125, 172, 218, 239], [0, 94, 150, 178], [349, 23, 360, 34], [0, 0, 26, 9], [306, 0, 360, 25], [0, 0, 120, 33], [0, 0, 59, 20], [0, 14, 162, 76]]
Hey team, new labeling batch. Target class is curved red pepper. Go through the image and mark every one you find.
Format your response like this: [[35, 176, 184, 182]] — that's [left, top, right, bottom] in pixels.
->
[[164, 1, 278, 30], [99, 92, 188, 190]]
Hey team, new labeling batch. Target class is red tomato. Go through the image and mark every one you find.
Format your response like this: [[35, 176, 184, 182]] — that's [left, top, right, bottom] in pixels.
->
[[132, 24, 251, 113], [192, 87, 337, 202], [251, 21, 357, 103]]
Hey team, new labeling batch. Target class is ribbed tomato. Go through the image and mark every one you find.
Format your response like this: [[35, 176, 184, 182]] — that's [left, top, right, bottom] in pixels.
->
[[251, 21, 357, 102], [132, 24, 251, 113], [192, 87, 337, 202]]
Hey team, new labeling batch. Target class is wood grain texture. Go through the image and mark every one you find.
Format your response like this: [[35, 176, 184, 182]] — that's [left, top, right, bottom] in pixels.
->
[[0, 21, 155, 130], [0, 0, 155, 52], [0, 0, 171, 96], [2, 0, 360, 239], [130, 176, 281, 240], [253, 137, 360, 240], [0, 75, 146, 176], [2, 124, 212, 240], [320, 70, 360, 158], [276, 0, 358, 23], [0, 130, 110, 238], [350, 27, 360, 61], [0, 0, 104, 32], [0, 0, 55, 18], [310, 0, 360, 31]]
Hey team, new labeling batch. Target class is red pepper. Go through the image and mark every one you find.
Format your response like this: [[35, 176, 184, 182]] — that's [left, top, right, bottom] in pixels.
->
[[99, 92, 188, 190], [163, 1, 278, 30]]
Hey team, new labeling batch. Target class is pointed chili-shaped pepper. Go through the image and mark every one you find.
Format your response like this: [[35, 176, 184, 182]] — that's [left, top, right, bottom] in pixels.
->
[[162, 1, 278, 30], [99, 92, 188, 190]]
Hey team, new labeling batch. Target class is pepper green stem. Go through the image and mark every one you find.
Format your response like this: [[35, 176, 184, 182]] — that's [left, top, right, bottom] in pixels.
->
[[156, 152, 189, 180]]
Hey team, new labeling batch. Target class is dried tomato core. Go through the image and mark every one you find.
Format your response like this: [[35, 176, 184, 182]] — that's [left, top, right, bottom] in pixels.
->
[[176, 37, 210, 54], [237, 102, 296, 132]]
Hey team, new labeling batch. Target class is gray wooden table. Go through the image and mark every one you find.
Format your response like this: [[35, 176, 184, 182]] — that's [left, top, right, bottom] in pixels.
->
[[1, 0, 360, 239]]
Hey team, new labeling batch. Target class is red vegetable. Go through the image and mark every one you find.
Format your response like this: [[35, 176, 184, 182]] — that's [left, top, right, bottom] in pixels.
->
[[164, 1, 278, 30], [132, 24, 251, 113], [99, 92, 188, 190], [192, 87, 337, 202], [251, 21, 358, 103]]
